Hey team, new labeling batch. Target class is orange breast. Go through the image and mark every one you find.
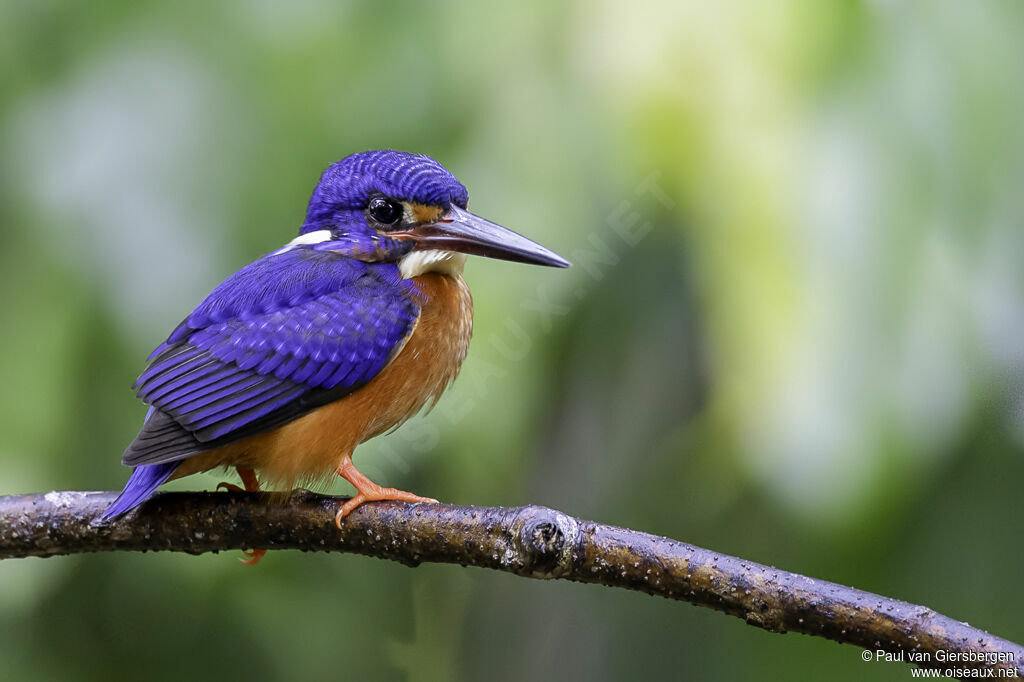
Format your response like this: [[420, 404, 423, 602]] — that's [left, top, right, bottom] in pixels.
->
[[173, 273, 473, 487]]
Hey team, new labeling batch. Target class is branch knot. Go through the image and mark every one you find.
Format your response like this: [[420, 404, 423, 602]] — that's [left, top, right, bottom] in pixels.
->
[[511, 506, 578, 578]]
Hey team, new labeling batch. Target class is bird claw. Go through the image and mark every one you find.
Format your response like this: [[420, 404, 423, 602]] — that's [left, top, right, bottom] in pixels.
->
[[239, 548, 267, 566], [334, 489, 439, 529], [216, 481, 245, 493]]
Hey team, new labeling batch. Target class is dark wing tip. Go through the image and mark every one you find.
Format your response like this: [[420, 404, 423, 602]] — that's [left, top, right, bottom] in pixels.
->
[[122, 409, 204, 466]]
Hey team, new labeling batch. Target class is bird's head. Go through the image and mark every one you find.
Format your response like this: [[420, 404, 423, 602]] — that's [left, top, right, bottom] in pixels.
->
[[295, 150, 569, 276]]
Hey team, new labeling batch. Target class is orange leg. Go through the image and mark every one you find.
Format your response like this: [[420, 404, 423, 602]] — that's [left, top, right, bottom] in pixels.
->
[[335, 456, 438, 528], [216, 467, 260, 494], [216, 467, 266, 566]]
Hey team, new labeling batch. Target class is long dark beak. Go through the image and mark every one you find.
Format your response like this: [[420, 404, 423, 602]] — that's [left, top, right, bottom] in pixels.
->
[[397, 205, 570, 268]]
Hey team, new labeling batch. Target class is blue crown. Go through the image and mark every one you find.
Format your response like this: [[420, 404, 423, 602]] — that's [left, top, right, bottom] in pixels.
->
[[303, 150, 469, 230]]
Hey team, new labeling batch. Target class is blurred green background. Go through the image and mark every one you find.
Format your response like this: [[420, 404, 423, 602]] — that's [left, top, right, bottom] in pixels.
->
[[1, 1, 1022, 680]]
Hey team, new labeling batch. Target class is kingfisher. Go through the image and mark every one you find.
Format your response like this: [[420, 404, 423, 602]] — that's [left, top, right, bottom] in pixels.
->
[[102, 150, 569, 562]]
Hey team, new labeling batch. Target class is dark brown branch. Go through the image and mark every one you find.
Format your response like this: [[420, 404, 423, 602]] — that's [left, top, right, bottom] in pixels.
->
[[1, 489, 1020, 677]]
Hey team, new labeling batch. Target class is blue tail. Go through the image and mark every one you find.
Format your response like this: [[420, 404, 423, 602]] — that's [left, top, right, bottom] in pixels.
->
[[102, 462, 181, 519]]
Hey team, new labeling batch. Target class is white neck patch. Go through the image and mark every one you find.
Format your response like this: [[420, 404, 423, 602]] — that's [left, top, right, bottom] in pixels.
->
[[273, 229, 332, 255], [399, 250, 466, 279], [274, 232, 465, 279]]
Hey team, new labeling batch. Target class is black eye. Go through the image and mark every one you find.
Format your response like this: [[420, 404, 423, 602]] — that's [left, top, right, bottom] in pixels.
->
[[368, 196, 402, 225]]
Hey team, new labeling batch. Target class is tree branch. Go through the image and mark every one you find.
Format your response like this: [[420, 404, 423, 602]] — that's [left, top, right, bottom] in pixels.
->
[[1, 489, 1020, 677]]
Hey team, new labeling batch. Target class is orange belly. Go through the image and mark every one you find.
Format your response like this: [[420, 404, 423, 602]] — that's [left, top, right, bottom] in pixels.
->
[[172, 272, 473, 487]]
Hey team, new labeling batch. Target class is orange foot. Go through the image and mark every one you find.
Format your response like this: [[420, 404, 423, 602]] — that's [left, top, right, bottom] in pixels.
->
[[216, 468, 267, 566], [335, 456, 438, 528]]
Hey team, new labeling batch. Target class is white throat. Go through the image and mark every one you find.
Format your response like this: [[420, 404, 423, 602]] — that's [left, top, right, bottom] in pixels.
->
[[399, 250, 466, 279]]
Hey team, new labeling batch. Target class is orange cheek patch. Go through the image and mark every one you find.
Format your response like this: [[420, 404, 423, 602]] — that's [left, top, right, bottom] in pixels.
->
[[407, 203, 445, 223]]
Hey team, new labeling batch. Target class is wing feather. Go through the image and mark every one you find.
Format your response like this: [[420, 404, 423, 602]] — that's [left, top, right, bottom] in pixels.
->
[[122, 249, 419, 466]]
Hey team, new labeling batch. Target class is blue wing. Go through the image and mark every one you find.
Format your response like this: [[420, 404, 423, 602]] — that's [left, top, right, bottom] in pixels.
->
[[121, 247, 420, 466]]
